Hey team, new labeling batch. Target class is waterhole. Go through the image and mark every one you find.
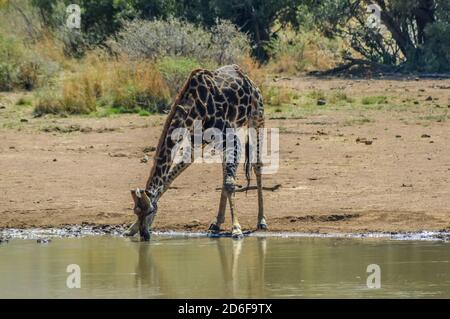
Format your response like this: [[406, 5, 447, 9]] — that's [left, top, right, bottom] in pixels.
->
[[0, 236, 449, 298]]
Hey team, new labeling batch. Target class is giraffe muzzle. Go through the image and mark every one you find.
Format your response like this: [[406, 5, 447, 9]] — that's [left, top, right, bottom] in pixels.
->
[[131, 188, 157, 241]]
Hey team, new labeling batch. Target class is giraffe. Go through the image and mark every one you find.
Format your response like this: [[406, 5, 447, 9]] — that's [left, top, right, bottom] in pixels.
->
[[124, 64, 266, 240]]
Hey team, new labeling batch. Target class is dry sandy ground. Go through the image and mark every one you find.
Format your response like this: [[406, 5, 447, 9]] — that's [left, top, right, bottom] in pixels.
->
[[1, 76, 449, 234]]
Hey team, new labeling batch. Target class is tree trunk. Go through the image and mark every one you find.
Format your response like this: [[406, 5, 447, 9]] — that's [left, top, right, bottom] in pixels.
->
[[414, 0, 435, 44]]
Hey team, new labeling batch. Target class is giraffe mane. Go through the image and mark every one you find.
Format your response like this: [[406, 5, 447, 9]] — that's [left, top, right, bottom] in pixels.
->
[[145, 68, 210, 191]]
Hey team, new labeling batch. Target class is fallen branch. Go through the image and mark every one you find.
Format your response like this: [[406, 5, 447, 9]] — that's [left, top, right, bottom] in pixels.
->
[[309, 57, 399, 76]]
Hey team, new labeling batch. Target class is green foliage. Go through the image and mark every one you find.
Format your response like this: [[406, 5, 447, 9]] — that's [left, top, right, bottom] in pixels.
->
[[29, 0, 301, 61], [0, 33, 21, 91], [361, 96, 388, 105], [16, 97, 32, 106], [305, 0, 450, 72], [0, 32, 59, 91], [111, 82, 168, 114], [156, 56, 204, 95], [267, 29, 344, 74], [211, 0, 302, 60]]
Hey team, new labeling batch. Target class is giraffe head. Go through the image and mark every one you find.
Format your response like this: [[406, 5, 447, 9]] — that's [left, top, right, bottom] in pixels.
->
[[131, 188, 157, 241]]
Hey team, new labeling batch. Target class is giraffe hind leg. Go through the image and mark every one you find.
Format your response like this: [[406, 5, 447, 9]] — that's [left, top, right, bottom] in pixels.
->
[[252, 115, 267, 230], [255, 163, 267, 230]]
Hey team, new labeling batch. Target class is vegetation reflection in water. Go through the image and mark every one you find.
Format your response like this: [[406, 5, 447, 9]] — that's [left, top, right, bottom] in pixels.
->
[[0, 236, 450, 298]]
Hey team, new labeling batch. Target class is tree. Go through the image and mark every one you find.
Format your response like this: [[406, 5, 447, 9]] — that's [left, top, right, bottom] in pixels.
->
[[210, 0, 301, 61], [306, 0, 450, 71]]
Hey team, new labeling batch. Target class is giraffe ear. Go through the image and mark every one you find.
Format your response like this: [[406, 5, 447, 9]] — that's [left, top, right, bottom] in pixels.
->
[[175, 105, 187, 117]]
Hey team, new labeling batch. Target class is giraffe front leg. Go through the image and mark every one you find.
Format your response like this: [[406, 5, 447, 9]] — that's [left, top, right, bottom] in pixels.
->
[[208, 187, 227, 234], [123, 220, 139, 237], [223, 131, 243, 239], [225, 175, 243, 239]]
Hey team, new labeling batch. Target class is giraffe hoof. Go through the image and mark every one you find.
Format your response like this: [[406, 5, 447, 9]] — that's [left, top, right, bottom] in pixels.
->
[[257, 223, 268, 231], [232, 232, 244, 240], [208, 223, 221, 234], [140, 229, 151, 241], [232, 226, 243, 239]]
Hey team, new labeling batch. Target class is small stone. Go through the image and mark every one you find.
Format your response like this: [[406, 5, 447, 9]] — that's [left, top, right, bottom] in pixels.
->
[[80, 127, 93, 133], [395, 135, 402, 138], [37, 238, 51, 244], [421, 134, 431, 138], [53, 158, 57, 162], [20, 118, 28, 123], [109, 152, 127, 158], [356, 137, 373, 145], [143, 146, 156, 153], [425, 96, 433, 101], [140, 155, 149, 163], [317, 99, 327, 106]]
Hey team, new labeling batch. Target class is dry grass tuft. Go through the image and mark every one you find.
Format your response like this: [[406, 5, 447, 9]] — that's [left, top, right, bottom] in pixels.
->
[[35, 55, 171, 115]]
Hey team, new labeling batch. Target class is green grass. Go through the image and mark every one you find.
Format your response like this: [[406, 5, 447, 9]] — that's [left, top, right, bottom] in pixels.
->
[[89, 105, 154, 118], [263, 86, 415, 120], [306, 89, 326, 100], [16, 97, 33, 106], [418, 112, 449, 122], [361, 95, 388, 105], [265, 87, 357, 118], [138, 109, 151, 116], [343, 116, 374, 126]]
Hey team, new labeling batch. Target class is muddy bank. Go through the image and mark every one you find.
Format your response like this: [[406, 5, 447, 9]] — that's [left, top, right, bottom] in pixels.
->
[[1, 225, 450, 242]]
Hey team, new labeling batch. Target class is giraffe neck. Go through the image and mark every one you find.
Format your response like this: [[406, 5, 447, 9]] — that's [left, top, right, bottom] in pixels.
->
[[145, 123, 179, 202]]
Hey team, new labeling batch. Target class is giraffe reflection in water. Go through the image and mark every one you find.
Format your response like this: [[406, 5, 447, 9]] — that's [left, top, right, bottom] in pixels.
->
[[133, 237, 267, 298]]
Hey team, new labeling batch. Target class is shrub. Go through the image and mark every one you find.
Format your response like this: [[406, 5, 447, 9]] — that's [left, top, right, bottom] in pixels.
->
[[34, 89, 64, 115], [0, 63, 17, 91], [238, 55, 266, 89], [0, 33, 21, 91], [156, 56, 205, 96], [265, 86, 296, 107], [0, 32, 59, 91], [109, 17, 251, 65], [35, 57, 171, 115], [34, 77, 97, 116], [110, 60, 171, 113], [266, 29, 344, 74]]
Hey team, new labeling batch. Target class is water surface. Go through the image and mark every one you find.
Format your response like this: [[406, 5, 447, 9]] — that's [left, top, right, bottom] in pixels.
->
[[1, 236, 449, 298]]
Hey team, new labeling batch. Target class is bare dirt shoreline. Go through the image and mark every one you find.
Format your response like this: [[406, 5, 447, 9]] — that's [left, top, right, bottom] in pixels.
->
[[1, 76, 449, 234]]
